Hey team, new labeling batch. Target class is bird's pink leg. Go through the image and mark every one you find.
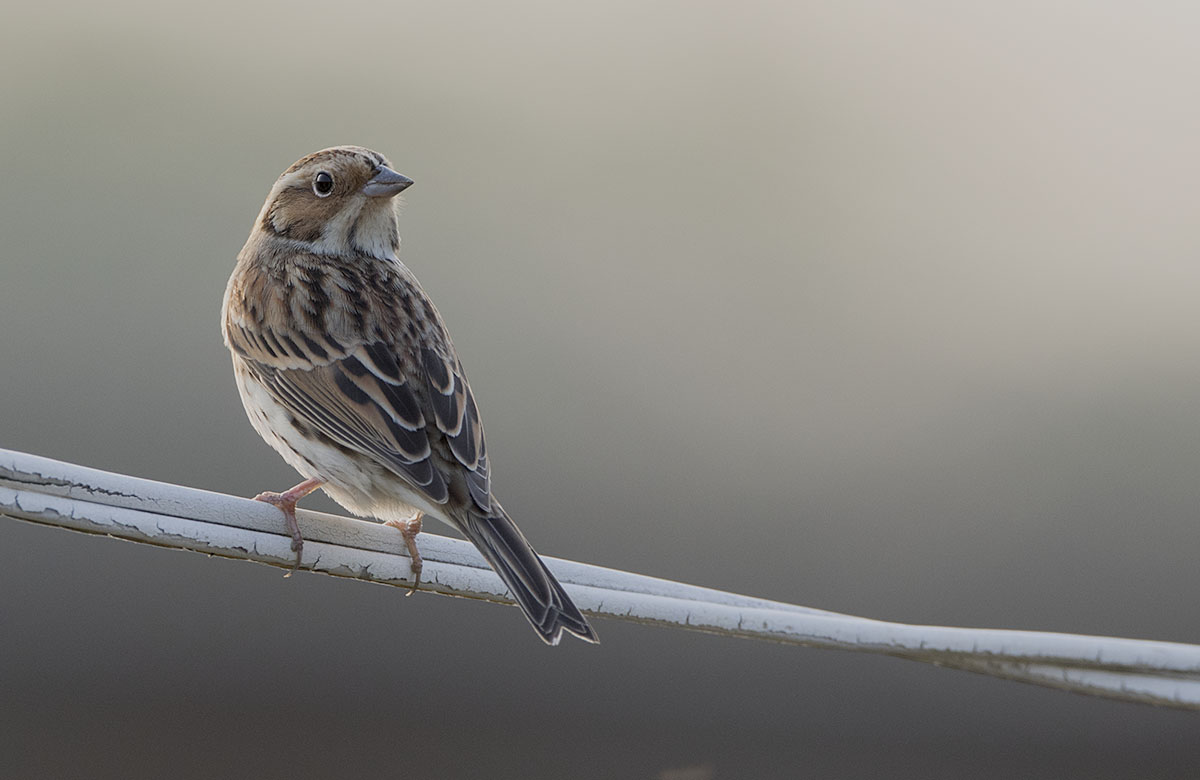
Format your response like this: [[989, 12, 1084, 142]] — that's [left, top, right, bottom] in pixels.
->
[[253, 478, 323, 576], [384, 512, 424, 595]]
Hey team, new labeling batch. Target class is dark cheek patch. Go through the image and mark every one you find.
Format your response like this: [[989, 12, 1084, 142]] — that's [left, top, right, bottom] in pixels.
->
[[268, 188, 329, 242], [289, 222, 323, 243]]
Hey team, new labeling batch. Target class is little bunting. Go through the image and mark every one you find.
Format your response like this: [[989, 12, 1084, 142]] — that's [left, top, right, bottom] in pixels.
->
[[221, 146, 597, 645]]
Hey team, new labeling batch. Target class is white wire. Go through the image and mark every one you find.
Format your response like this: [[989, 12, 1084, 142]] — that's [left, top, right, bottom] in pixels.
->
[[2, 447, 1197, 709]]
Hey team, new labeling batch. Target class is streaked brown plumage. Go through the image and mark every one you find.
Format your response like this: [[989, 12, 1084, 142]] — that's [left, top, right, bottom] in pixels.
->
[[221, 146, 597, 645]]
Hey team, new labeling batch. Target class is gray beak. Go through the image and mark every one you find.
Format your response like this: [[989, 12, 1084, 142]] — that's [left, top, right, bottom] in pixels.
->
[[362, 166, 414, 197]]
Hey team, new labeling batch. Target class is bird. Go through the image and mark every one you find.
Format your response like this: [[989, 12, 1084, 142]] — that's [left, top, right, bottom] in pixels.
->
[[221, 145, 598, 645]]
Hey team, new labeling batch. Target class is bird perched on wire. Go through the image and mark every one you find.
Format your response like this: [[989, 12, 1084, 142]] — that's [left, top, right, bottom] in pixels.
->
[[221, 145, 598, 645]]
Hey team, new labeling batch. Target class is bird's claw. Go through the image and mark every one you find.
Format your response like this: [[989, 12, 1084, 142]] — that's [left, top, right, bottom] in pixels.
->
[[384, 513, 424, 595], [252, 479, 323, 577]]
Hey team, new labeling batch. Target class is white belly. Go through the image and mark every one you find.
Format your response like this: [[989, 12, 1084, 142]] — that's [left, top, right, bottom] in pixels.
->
[[232, 358, 451, 527]]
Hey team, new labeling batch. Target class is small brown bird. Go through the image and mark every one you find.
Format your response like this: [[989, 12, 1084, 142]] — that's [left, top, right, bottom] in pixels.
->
[[221, 146, 597, 645]]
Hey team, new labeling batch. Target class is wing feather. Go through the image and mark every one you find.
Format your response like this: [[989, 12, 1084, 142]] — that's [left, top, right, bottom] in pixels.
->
[[420, 346, 491, 511], [246, 356, 449, 503]]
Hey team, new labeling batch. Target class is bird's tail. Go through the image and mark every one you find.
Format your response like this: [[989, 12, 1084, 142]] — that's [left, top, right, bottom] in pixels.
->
[[457, 502, 598, 645]]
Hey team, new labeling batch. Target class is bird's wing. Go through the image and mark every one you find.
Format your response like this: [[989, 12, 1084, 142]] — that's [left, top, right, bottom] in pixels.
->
[[228, 320, 491, 511], [420, 344, 491, 511]]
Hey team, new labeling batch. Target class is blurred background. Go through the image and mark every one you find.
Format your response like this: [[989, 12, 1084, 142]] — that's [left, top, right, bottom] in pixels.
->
[[2, 1, 1199, 777]]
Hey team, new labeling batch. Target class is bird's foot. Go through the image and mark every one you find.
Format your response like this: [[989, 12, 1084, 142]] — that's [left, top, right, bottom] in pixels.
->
[[253, 477, 323, 576], [385, 512, 424, 595]]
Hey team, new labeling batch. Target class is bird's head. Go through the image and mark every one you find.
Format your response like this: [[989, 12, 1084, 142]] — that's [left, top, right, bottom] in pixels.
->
[[255, 146, 413, 260]]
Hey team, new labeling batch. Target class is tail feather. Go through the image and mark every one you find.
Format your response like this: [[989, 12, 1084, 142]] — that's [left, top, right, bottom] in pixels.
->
[[457, 505, 598, 645]]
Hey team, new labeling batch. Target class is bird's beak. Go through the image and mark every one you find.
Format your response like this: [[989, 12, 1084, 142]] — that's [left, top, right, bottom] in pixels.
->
[[362, 166, 414, 197]]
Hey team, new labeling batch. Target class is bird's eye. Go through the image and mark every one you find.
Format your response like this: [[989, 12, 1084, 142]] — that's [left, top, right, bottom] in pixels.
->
[[312, 171, 334, 197]]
